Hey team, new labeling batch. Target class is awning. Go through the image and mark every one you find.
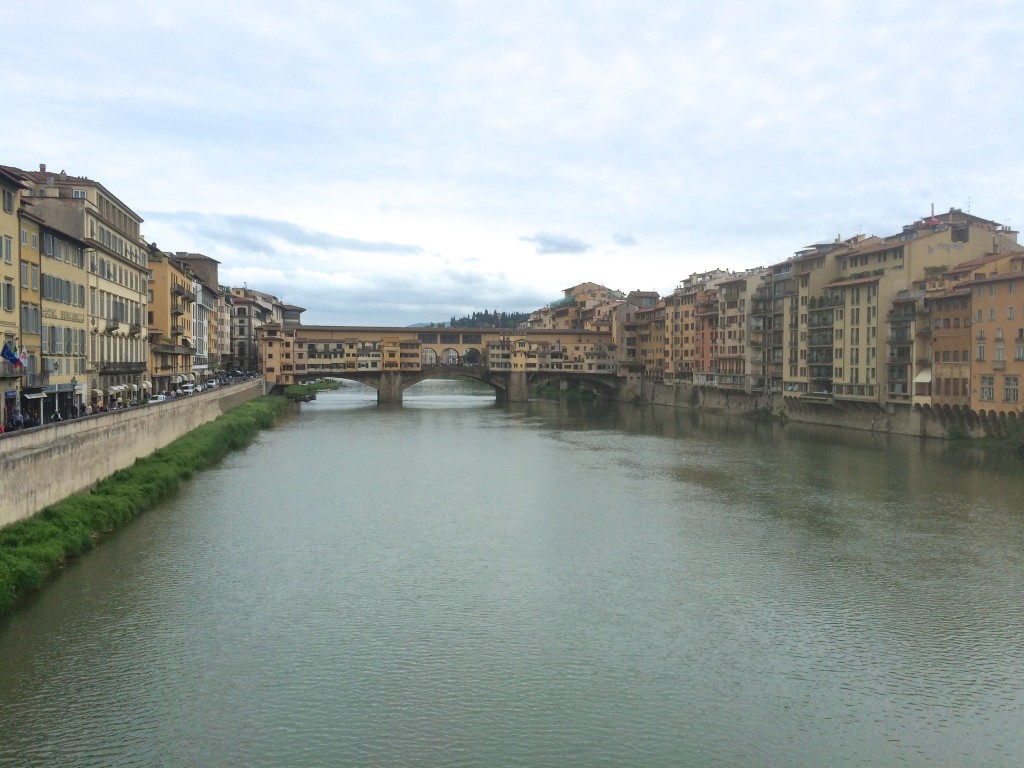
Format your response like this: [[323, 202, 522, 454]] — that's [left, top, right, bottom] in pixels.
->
[[91, 389, 103, 397], [23, 392, 48, 400], [129, 383, 139, 392], [141, 381, 152, 389], [913, 369, 933, 383], [187, 373, 196, 382], [172, 375, 182, 384]]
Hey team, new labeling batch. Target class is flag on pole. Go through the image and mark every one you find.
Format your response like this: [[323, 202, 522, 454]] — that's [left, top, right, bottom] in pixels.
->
[[1, 341, 22, 367], [18, 345, 27, 368]]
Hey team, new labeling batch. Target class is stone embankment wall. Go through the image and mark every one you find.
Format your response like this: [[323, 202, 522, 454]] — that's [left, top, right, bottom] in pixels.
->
[[630, 380, 1019, 441], [0, 381, 263, 528]]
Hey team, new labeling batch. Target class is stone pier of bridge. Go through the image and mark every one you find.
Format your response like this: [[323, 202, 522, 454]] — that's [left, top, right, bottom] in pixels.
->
[[375, 370, 530, 404]]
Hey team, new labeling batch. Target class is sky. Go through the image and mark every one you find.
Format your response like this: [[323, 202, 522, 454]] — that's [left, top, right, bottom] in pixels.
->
[[6, 1, 1024, 326]]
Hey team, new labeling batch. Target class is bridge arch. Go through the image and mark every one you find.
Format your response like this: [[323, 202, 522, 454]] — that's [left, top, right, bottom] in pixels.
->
[[421, 347, 437, 365]]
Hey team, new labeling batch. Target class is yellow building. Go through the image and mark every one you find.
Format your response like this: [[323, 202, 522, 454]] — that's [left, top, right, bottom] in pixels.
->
[[38, 222, 89, 417], [0, 168, 24, 426], [147, 249, 196, 395]]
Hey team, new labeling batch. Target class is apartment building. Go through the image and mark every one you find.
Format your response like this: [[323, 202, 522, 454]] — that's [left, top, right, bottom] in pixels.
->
[[805, 211, 1021, 407], [147, 249, 196, 395], [928, 285, 972, 408], [38, 222, 89, 416], [176, 253, 232, 371], [12, 165, 149, 407], [692, 287, 720, 386], [527, 283, 624, 330], [714, 270, 765, 392], [231, 288, 283, 371], [0, 168, 23, 425], [969, 251, 1024, 415]]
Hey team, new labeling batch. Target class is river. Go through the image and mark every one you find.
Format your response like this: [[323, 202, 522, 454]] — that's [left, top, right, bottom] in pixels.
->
[[2, 379, 1023, 767]]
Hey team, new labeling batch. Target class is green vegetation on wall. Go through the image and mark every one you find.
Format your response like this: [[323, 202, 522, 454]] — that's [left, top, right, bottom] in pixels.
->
[[532, 382, 597, 401], [0, 396, 290, 617], [283, 379, 341, 400]]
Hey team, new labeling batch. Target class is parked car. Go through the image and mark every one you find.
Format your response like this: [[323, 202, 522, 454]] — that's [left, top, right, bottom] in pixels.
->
[[148, 394, 170, 403], [180, 384, 195, 395]]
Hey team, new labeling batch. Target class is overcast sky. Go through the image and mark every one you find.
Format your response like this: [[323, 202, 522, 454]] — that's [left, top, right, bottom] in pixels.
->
[[6, 1, 1024, 325]]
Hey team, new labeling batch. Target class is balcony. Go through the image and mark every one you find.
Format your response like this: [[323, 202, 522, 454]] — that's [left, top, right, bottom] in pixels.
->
[[24, 371, 50, 386], [99, 361, 147, 374], [154, 342, 193, 356], [172, 284, 197, 302], [992, 360, 1006, 371], [129, 322, 142, 336], [1, 360, 21, 377], [105, 319, 120, 332]]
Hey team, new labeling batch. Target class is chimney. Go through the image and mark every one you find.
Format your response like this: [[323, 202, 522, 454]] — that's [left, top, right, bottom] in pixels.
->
[[39, 163, 46, 172]]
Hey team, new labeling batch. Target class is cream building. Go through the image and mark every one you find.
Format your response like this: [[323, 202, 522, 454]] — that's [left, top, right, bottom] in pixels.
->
[[12, 165, 149, 408]]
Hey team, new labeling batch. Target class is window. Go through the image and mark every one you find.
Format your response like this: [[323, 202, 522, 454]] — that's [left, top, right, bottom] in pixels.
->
[[1, 280, 14, 311], [1009, 306, 1015, 320], [989, 308, 996, 321], [21, 262, 28, 288], [1004, 375, 1019, 403], [2, 189, 13, 212], [977, 344, 985, 361], [72, 189, 87, 199], [980, 375, 995, 401], [3, 236, 10, 264]]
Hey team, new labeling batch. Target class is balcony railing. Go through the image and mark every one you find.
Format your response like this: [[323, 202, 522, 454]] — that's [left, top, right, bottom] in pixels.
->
[[99, 361, 148, 373], [172, 284, 198, 302], [24, 372, 50, 386], [105, 319, 120, 332]]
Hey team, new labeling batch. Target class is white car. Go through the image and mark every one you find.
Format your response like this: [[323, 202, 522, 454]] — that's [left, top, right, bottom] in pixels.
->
[[148, 394, 170, 403]]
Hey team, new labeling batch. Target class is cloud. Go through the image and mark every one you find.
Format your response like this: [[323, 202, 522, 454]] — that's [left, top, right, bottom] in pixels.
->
[[146, 211, 423, 255], [612, 233, 637, 246], [519, 232, 592, 255]]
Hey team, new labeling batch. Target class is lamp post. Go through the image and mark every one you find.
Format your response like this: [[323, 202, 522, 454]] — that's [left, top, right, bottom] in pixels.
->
[[70, 377, 78, 416]]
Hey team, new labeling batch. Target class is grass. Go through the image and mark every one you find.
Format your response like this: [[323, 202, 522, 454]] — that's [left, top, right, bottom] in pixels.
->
[[283, 379, 341, 399], [0, 396, 290, 617]]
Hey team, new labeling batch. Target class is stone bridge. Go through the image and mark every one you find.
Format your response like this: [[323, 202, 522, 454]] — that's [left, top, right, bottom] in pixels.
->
[[259, 325, 634, 403], [288, 364, 624, 403]]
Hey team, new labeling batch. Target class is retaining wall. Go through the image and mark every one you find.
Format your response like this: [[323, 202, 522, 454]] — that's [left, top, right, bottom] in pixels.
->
[[631, 380, 1018, 441], [0, 381, 263, 528]]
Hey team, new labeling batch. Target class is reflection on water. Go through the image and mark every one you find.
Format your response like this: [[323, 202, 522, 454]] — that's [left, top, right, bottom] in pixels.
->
[[1, 382, 1023, 767]]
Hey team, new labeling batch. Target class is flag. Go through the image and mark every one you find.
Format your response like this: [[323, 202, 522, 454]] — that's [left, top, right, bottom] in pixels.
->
[[18, 345, 27, 368], [1, 341, 22, 367]]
